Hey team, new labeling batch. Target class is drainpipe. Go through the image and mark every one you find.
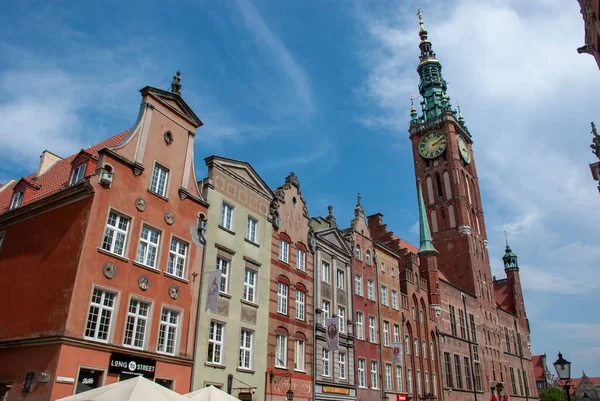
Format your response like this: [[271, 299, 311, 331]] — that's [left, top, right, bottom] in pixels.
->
[[190, 222, 208, 392], [435, 326, 444, 401], [462, 294, 478, 401], [313, 243, 318, 401]]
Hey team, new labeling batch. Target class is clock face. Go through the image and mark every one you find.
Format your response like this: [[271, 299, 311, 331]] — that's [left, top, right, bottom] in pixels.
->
[[418, 131, 447, 159], [457, 135, 471, 164]]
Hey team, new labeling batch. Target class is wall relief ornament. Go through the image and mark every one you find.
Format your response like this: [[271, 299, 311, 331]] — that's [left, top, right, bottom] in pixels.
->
[[168, 284, 180, 299], [164, 211, 175, 225], [135, 197, 147, 212], [138, 274, 150, 291], [102, 262, 117, 279], [164, 131, 173, 145]]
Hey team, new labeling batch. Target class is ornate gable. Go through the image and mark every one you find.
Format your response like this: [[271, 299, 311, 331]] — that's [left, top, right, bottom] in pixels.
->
[[317, 227, 351, 255], [140, 85, 203, 128], [206, 156, 274, 201]]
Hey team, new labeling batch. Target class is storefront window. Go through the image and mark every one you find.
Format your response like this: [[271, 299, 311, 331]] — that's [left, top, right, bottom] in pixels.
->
[[76, 369, 103, 394], [155, 379, 173, 390]]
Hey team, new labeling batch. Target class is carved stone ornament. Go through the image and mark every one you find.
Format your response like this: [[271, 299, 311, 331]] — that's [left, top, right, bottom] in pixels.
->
[[164, 211, 175, 225], [102, 262, 117, 279], [135, 197, 147, 212], [164, 131, 174, 145], [138, 274, 150, 291], [168, 284, 180, 300]]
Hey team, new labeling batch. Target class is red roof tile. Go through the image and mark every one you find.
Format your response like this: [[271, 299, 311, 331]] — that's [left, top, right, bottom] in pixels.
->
[[532, 355, 545, 381], [0, 130, 130, 214]]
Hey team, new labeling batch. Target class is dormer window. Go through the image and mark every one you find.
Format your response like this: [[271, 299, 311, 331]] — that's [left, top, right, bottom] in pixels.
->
[[10, 191, 24, 210], [70, 164, 87, 186]]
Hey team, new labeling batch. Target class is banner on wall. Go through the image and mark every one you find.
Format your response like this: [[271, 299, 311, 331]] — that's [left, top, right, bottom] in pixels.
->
[[391, 342, 403, 366], [325, 318, 339, 350], [205, 270, 222, 312]]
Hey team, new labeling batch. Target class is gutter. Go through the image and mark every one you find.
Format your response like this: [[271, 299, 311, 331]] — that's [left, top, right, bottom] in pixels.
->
[[190, 223, 208, 392]]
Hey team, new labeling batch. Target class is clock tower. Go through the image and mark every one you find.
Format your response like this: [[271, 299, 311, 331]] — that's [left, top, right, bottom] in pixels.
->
[[409, 10, 491, 297]]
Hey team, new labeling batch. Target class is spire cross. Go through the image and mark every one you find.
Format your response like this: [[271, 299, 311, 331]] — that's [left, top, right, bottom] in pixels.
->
[[457, 101, 461, 113], [357, 193, 362, 206], [504, 230, 508, 246], [410, 93, 415, 105], [417, 8, 422, 23]]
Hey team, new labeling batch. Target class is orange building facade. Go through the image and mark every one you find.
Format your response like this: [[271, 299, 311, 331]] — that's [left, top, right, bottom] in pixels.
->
[[0, 78, 208, 401]]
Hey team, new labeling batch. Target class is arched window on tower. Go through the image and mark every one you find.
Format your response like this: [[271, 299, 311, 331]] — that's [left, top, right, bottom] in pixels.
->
[[443, 171, 452, 200], [430, 210, 438, 233], [465, 173, 472, 203], [475, 214, 481, 234], [426, 176, 434, 205], [448, 204, 456, 228], [435, 173, 443, 198], [440, 207, 446, 231], [471, 178, 478, 209]]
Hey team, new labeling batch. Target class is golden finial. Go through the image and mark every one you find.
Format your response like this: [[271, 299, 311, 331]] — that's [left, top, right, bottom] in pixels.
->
[[410, 93, 416, 113], [417, 8, 427, 36], [457, 101, 464, 120]]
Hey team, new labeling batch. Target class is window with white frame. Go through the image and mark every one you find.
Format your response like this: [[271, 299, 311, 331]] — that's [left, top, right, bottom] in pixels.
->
[[295, 290, 305, 320], [394, 324, 400, 343], [414, 337, 419, 356], [243, 268, 257, 303], [396, 365, 403, 391], [296, 249, 305, 271], [10, 191, 23, 210], [220, 202, 234, 230], [167, 238, 187, 278], [295, 339, 305, 371], [430, 341, 435, 361], [339, 352, 346, 379], [322, 300, 330, 325], [356, 312, 364, 340], [338, 306, 346, 333], [70, 164, 87, 185], [337, 269, 344, 289], [417, 370, 422, 395], [381, 285, 388, 306], [383, 321, 390, 346], [216, 257, 229, 293], [405, 335, 410, 355], [386, 363, 393, 390], [358, 359, 366, 388], [246, 216, 258, 243], [239, 329, 254, 369], [366, 250, 371, 265], [355, 274, 363, 296], [157, 308, 180, 355], [420, 308, 424, 323], [136, 225, 160, 268], [355, 245, 362, 260], [392, 290, 399, 309], [275, 334, 287, 368], [408, 368, 413, 393], [149, 163, 169, 197], [423, 340, 427, 359], [101, 210, 130, 256], [367, 280, 374, 300], [85, 288, 116, 342], [368, 316, 376, 343], [433, 372, 438, 396], [277, 283, 288, 314], [322, 348, 331, 377], [207, 321, 225, 364], [279, 240, 289, 263], [124, 299, 150, 349], [322, 261, 330, 283], [371, 361, 379, 389]]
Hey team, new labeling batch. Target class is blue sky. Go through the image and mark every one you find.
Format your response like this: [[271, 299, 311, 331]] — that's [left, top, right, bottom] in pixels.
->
[[1, 0, 599, 376]]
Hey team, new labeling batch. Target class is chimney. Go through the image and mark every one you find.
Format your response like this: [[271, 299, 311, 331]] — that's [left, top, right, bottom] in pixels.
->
[[37, 150, 63, 177]]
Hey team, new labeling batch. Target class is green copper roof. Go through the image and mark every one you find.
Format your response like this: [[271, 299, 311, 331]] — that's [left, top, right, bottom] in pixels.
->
[[417, 179, 438, 255], [502, 234, 519, 270]]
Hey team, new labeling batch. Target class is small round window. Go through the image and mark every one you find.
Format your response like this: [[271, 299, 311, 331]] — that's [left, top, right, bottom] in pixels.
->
[[292, 196, 297, 206], [164, 131, 173, 145]]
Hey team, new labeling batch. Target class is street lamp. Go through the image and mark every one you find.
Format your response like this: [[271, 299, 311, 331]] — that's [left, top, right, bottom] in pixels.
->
[[286, 389, 294, 401], [582, 394, 590, 401], [553, 352, 572, 401]]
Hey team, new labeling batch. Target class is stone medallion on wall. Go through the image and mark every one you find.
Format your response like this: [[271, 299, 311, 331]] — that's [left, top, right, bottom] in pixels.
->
[[241, 305, 257, 324], [322, 283, 332, 299], [138, 274, 150, 291], [216, 298, 230, 317], [337, 290, 347, 305], [135, 197, 147, 212], [168, 284, 180, 300], [102, 262, 117, 279], [164, 211, 175, 225]]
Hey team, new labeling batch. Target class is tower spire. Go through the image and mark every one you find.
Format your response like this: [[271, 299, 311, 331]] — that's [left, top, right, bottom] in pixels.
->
[[417, 179, 438, 255], [503, 234, 519, 271], [415, 9, 448, 122]]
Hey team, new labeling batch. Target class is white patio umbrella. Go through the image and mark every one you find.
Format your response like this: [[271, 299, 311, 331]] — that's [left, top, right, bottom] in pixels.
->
[[57, 376, 189, 401], [185, 385, 241, 401]]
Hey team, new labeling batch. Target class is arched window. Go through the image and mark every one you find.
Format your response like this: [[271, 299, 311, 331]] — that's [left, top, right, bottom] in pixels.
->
[[355, 245, 362, 261], [443, 171, 452, 200], [439, 207, 446, 230], [365, 250, 371, 265], [465, 173, 472, 203], [475, 214, 481, 234], [422, 340, 427, 358], [435, 173, 443, 198], [448, 204, 456, 228], [414, 337, 419, 356], [430, 210, 438, 233], [426, 176, 434, 205]]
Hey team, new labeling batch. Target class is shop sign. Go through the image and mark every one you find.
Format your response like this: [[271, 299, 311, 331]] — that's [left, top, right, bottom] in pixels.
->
[[108, 352, 156, 379], [56, 377, 75, 384], [397, 394, 407, 401], [323, 386, 350, 395]]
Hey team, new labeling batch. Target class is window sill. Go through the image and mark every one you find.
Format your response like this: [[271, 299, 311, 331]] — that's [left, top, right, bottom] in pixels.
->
[[219, 225, 236, 235], [204, 362, 226, 370], [165, 272, 189, 284], [236, 368, 255, 374], [274, 366, 288, 371], [278, 259, 291, 265], [294, 369, 306, 374], [132, 260, 161, 274], [241, 299, 259, 308], [220, 292, 232, 299], [244, 238, 260, 247], [97, 248, 129, 262], [147, 188, 169, 202]]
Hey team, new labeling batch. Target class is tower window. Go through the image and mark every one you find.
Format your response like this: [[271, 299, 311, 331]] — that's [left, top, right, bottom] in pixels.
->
[[435, 173, 443, 198]]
